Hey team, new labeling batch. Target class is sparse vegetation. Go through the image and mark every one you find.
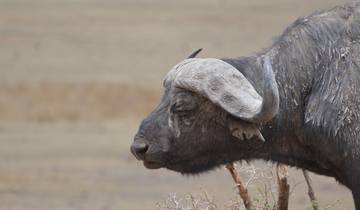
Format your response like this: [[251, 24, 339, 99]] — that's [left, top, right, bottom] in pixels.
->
[[157, 163, 344, 210]]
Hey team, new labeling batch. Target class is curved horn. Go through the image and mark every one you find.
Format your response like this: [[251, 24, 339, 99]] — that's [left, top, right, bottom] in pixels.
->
[[164, 56, 279, 123], [186, 48, 202, 59], [250, 55, 279, 123]]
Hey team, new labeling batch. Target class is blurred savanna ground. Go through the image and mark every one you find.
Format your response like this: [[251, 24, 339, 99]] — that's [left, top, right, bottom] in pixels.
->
[[0, 0, 356, 209]]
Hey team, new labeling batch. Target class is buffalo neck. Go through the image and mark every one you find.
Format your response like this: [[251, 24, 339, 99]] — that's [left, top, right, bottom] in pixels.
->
[[222, 55, 339, 180]]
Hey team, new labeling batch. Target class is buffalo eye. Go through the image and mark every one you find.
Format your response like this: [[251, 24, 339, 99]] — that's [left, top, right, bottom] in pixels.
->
[[169, 102, 195, 127], [170, 90, 198, 118], [170, 103, 191, 116]]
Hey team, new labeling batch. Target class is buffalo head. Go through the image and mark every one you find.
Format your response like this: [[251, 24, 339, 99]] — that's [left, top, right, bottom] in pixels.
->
[[131, 50, 279, 174]]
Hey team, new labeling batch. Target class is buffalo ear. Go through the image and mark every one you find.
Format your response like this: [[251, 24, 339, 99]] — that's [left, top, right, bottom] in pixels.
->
[[228, 118, 265, 142]]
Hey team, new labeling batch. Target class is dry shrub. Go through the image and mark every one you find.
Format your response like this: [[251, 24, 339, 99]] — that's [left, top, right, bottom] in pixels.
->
[[157, 163, 280, 210], [157, 163, 342, 210], [157, 192, 218, 210]]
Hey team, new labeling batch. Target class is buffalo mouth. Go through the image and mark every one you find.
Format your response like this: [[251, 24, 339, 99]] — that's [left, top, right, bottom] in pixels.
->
[[143, 160, 163, 169]]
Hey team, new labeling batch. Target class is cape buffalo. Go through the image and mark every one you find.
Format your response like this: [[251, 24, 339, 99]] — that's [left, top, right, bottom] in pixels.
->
[[131, 3, 360, 207]]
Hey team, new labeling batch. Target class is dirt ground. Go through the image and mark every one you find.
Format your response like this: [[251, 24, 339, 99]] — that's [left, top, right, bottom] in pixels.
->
[[0, 0, 356, 209]]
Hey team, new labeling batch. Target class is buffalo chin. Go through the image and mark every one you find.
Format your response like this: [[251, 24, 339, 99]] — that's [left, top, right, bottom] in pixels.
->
[[165, 161, 222, 175], [143, 160, 163, 169]]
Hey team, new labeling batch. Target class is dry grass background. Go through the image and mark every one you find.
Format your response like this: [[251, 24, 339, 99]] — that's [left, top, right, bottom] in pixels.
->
[[0, 0, 356, 209], [0, 83, 159, 121]]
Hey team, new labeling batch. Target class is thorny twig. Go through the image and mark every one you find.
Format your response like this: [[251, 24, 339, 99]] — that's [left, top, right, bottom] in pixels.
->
[[237, 163, 274, 189], [302, 170, 319, 210], [276, 164, 289, 210], [225, 163, 254, 210]]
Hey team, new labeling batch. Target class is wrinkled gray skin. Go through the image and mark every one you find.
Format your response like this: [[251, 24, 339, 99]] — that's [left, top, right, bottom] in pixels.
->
[[131, 3, 360, 208]]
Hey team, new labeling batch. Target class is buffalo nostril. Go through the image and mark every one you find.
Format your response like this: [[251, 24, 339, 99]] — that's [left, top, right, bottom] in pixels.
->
[[135, 142, 148, 154], [131, 142, 149, 160]]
